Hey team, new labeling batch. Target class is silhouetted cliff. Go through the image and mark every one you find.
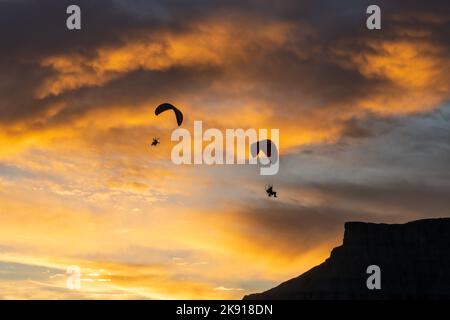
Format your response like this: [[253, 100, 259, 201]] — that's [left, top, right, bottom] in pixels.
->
[[244, 218, 450, 300]]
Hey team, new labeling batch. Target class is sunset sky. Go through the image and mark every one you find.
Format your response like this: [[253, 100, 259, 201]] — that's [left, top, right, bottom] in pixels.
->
[[0, 0, 449, 299]]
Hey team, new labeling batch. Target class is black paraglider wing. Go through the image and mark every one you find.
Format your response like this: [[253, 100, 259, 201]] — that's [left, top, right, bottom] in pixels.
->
[[155, 103, 183, 126], [251, 139, 278, 164]]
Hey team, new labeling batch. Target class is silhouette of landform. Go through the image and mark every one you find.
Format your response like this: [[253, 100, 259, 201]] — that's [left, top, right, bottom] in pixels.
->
[[244, 218, 450, 299]]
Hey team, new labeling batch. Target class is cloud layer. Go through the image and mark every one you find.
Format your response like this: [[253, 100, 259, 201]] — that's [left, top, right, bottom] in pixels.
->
[[0, 0, 449, 299]]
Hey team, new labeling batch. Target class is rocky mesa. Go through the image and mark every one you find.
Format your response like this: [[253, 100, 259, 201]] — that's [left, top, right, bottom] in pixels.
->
[[244, 218, 450, 299]]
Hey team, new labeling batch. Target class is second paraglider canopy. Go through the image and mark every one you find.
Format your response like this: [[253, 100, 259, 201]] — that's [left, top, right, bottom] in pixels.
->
[[251, 139, 278, 164]]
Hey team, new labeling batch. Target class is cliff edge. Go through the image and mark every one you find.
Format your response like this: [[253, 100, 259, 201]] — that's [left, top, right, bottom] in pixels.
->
[[244, 218, 450, 299]]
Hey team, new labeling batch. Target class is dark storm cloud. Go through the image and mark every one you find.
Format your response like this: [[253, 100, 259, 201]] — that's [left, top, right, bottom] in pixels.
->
[[0, 0, 218, 122], [0, 0, 166, 57], [0, 63, 54, 122], [0, 0, 288, 57], [0, 0, 449, 132], [1, 0, 449, 55]]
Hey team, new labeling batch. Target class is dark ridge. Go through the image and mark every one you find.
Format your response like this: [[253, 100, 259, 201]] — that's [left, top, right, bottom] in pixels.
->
[[244, 218, 450, 300]]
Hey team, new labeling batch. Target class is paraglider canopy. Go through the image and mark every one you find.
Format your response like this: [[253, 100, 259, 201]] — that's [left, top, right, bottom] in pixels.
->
[[155, 103, 183, 126], [251, 139, 278, 164]]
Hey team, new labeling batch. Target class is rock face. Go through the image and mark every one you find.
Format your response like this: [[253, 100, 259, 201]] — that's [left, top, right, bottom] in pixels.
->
[[244, 218, 450, 299]]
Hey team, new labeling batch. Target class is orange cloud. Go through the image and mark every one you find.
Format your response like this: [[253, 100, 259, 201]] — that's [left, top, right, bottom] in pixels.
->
[[352, 40, 450, 115], [36, 18, 295, 98]]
